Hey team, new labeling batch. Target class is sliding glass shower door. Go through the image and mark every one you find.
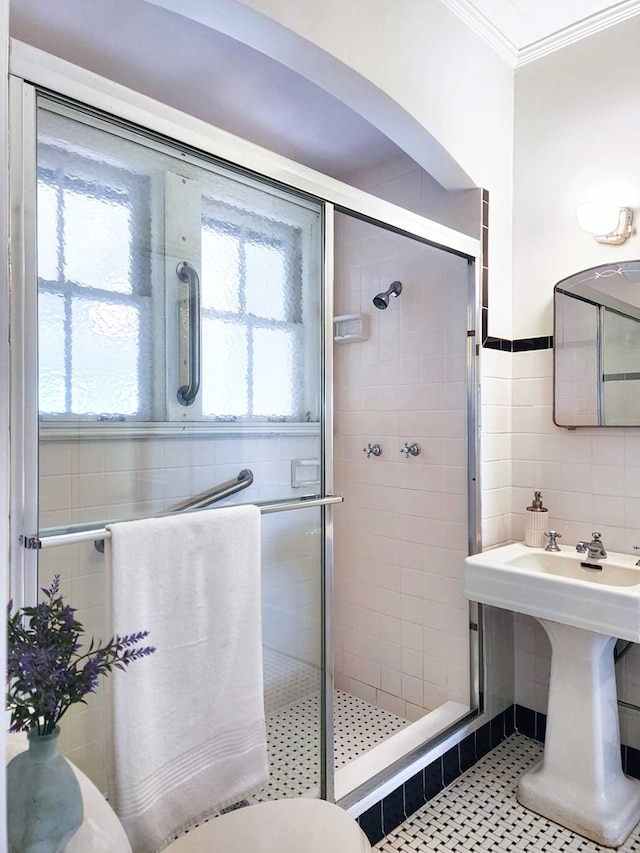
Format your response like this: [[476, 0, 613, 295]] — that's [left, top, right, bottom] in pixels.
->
[[30, 95, 331, 799], [11, 68, 481, 818]]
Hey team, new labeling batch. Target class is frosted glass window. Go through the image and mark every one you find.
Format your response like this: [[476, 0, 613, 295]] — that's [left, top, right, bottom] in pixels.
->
[[64, 190, 132, 293], [199, 207, 311, 421], [253, 328, 295, 416], [201, 318, 248, 416], [37, 122, 152, 420], [71, 300, 140, 415], [36, 101, 321, 426], [38, 292, 66, 413], [245, 240, 288, 321], [201, 226, 240, 313]]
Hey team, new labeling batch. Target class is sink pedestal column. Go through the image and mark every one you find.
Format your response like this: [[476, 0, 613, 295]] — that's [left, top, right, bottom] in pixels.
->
[[518, 618, 640, 847]]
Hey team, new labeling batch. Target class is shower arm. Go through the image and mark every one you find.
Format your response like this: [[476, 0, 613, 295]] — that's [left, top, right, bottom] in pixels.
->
[[176, 261, 201, 406]]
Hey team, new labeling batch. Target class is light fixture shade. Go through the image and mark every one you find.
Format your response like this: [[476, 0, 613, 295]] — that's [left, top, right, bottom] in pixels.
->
[[576, 203, 634, 245]]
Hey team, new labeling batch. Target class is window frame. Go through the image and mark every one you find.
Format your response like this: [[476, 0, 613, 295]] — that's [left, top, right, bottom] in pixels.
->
[[35, 98, 323, 433]]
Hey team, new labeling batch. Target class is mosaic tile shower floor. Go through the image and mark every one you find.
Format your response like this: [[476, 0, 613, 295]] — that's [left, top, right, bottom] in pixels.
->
[[375, 734, 640, 853], [254, 648, 409, 800]]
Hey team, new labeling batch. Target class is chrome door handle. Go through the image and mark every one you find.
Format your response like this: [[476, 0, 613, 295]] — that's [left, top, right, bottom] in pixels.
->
[[176, 261, 201, 406]]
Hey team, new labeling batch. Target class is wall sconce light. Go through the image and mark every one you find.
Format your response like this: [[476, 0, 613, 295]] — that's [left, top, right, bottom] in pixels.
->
[[576, 202, 634, 245]]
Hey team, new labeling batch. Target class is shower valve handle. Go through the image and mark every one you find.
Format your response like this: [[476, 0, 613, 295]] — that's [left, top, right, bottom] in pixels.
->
[[401, 442, 421, 458], [363, 443, 382, 458]]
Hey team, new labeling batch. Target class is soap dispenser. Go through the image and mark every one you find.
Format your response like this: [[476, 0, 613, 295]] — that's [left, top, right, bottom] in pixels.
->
[[525, 490, 548, 548]]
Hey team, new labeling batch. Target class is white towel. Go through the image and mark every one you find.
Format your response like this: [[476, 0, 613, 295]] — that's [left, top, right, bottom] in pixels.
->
[[105, 505, 268, 853]]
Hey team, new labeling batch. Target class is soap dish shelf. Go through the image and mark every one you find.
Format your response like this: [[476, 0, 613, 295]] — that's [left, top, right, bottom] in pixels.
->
[[333, 313, 368, 343]]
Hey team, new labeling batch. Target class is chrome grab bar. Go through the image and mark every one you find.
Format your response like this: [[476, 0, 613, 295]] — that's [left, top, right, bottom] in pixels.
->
[[26, 495, 343, 550], [169, 469, 253, 512], [176, 261, 201, 406], [92, 468, 253, 553]]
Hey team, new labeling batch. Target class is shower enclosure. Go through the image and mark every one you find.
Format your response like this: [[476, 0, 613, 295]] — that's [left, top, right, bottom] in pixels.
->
[[8, 48, 482, 815]]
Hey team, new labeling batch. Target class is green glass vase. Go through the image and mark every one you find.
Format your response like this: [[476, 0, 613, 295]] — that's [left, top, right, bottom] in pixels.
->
[[7, 726, 83, 852]]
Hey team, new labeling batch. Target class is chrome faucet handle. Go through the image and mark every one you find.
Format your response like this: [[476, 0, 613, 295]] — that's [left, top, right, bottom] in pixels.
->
[[545, 531, 561, 552], [363, 443, 382, 459], [577, 532, 607, 559], [401, 442, 421, 458]]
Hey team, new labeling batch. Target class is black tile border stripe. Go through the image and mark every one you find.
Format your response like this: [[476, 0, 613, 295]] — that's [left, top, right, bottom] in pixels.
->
[[515, 703, 640, 779], [357, 706, 515, 844], [358, 702, 640, 845], [479, 191, 553, 354], [483, 335, 554, 353]]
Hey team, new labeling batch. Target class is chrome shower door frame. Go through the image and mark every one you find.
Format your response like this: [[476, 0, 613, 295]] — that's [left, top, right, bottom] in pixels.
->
[[8, 39, 483, 809]]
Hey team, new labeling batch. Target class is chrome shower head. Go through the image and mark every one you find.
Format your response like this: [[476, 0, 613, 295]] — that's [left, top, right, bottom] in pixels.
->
[[373, 281, 402, 310]]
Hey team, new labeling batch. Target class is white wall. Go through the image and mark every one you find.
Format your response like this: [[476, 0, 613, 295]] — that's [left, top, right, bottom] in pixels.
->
[[234, 0, 515, 340], [512, 18, 640, 748], [513, 16, 640, 340]]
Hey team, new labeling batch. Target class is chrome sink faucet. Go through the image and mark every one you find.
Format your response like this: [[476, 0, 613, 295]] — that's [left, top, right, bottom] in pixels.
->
[[576, 532, 607, 560]]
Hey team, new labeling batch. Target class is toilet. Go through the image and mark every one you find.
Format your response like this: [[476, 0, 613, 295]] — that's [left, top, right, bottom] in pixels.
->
[[165, 798, 372, 852], [7, 739, 371, 853]]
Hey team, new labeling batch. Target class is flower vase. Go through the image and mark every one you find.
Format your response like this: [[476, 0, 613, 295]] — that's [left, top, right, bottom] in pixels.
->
[[7, 726, 84, 853]]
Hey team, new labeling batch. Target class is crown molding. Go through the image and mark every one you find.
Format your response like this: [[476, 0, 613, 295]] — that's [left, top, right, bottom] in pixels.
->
[[437, 0, 518, 66], [439, 0, 640, 68], [517, 0, 640, 66]]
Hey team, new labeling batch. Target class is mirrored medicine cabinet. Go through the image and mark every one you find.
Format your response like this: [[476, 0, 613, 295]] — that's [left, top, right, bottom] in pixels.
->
[[554, 260, 640, 427]]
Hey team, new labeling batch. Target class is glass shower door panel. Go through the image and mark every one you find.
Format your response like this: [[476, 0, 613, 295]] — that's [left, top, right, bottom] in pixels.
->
[[36, 99, 324, 542], [33, 97, 327, 806], [258, 506, 323, 800], [333, 210, 473, 767], [36, 505, 325, 803]]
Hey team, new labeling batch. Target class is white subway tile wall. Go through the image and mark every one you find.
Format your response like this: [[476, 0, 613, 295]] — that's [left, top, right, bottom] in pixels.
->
[[332, 158, 476, 720], [480, 348, 513, 549], [38, 432, 321, 791]]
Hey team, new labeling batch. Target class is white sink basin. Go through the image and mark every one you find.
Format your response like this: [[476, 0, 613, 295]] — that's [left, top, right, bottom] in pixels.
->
[[463, 542, 640, 641]]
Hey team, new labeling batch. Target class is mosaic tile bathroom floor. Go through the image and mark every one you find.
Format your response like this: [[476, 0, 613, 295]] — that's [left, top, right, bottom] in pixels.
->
[[375, 734, 640, 853]]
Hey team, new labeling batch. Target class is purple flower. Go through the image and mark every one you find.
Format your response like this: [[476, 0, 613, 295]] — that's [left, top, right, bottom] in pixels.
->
[[7, 575, 155, 735]]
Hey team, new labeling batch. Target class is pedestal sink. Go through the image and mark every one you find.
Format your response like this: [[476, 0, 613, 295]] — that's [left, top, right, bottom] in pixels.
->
[[464, 542, 640, 847]]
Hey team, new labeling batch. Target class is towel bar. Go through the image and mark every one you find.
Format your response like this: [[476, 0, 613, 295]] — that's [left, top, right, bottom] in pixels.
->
[[21, 495, 344, 550]]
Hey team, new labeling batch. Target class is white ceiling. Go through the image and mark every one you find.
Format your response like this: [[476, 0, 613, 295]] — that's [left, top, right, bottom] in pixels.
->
[[471, 0, 632, 47], [441, 0, 640, 64]]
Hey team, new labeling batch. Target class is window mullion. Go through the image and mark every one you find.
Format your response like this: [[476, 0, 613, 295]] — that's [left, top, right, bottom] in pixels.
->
[[239, 229, 253, 419], [55, 169, 73, 414]]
